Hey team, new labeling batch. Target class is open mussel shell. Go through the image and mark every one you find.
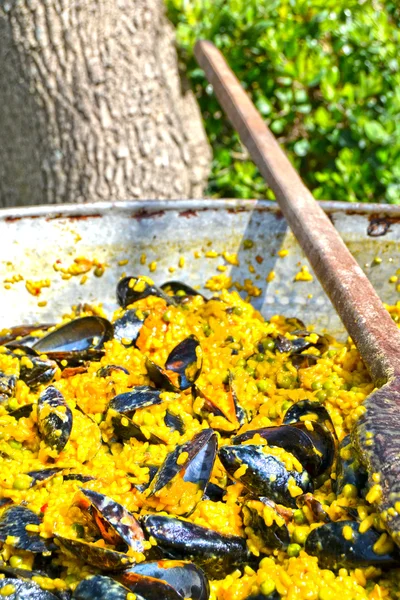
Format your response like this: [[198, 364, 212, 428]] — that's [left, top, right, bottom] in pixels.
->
[[32, 317, 113, 362], [113, 310, 144, 347], [305, 520, 399, 569], [56, 535, 135, 571], [228, 373, 248, 426], [73, 576, 140, 600], [243, 499, 289, 551], [147, 429, 217, 516], [0, 324, 55, 347], [141, 515, 251, 579], [145, 358, 180, 393], [0, 506, 54, 553], [78, 489, 145, 553], [165, 335, 202, 391], [19, 356, 57, 389], [203, 482, 225, 502], [0, 579, 59, 600], [233, 425, 326, 479], [26, 468, 63, 487], [109, 387, 163, 416], [219, 445, 311, 508], [117, 276, 176, 308], [297, 493, 331, 523], [283, 400, 335, 433], [160, 280, 207, 303], [274, 331, 329, 356], [9, 403, 34, 419], [164, 410, 185, 434], [37, 386, 72, 453], [111, 413, 165, 445], [334, 435, 368, 496], [293, 422, 335, 483], [120, 560, 210, 600]]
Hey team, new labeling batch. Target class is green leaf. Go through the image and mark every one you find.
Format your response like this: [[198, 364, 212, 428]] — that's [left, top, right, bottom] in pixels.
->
[[364, 121, 390, 144]]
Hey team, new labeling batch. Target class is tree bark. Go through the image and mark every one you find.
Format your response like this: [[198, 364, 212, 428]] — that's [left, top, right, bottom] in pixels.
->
[[0, 0, 211, 207]]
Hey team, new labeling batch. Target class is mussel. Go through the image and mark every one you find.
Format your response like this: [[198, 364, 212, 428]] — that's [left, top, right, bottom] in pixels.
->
[[32, 317, 113, 362], [0, 579, 59, 600], [305, 520, 399, 569], [141, 515, 252, 579], [73, 576, 138, 600], [108, 386, 165, 445], [117, 276, 175, 308], [0, 506, 54, 553], [37, 386, 72, 453], [57, 489, 146, 571], [219, 445, 311, 508], [243, 498, 289, 552], [146, 428, 217, 516], [113, 310, 144, 347], [146, 335, 202, 392], [0, 372, 17, 398], [334, 435, 368, 496], [19, 356, 57, 389], [119, 560, 210, 600], [160, 281, 207, 303]]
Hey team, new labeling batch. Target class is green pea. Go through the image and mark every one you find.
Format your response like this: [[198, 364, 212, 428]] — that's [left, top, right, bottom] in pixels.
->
[[233, 307, 243, 316], [276, 372, 296, 389], [255, 353, 265, 362], [7, 398, 18, 411], [9, 440, 22, 450], [281, 400, 292, 411], [257, 380, 269, 393], [316, 390, 327, 402], [287, 543, 301, 557], [162, 311, 172, 323], [246, 366, 256, 377], [311, 381, 322, 390], [262, 338, 275, 351], [323, 380, 334, 390], [203, 324, 212, 337], [292, 526, 309, 545], [236, 358, 247, 368], [176, 290, 186, 297], [293, 509, 306, 525], [13, 474, 32, 490]]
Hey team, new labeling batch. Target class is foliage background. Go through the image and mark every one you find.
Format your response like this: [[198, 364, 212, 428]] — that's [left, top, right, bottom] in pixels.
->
[[166, 0, 400, 203]]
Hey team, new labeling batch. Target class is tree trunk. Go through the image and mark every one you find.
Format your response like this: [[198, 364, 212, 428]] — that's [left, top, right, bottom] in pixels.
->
[[0, 0, 211, 207]]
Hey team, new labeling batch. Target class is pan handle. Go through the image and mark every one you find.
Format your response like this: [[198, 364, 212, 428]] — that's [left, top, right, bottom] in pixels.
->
[[194, 40, 400, 385]]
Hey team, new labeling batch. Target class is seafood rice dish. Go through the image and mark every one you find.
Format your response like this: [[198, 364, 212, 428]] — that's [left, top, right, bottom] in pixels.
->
[[0, 274, 399, 600]]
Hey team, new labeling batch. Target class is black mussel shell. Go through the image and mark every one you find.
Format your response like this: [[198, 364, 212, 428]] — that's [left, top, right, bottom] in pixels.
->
[[56, 536, 135, 571], [293, 422, 335, 483], [97, 365, 129, 378], [109, 387, 163, 416], [145, 358, 179, 392], [233, 425, 325, 479], [113, 310, 144, 347], [0, 506, 54, 553], [27, 468, 63, 487], [219, 445, 311, 508], [297, 493, 331, 523], [274, 336, 293, 353], [165, 410, 185, 434], [274, 331, 329, 356], [243, 500, 289, 551], [120, 560, 210, 600], [0, 373, 17, 397], [133, 466, 159, 493], [0, 579, 59, 600], [32, 317, 113, 361], [193, 386, 227, 421], [79, 489, 145, 552], [203, 482, 225, 502], [111, 412, 165, 445], [165, 335, 202, 391], [160, 281, 207, 303], [141, 515, 251, 579], [0, 324, 54, 347], [117, 276, 175, 308], [19, 356, 57, 389], [118, 572, 183, 600], [305, 521, 399, 569], [9, 403, 34, 419], [73, 576, 138, 600], [334, 435, 368, 496], [37, 386, 72, 453], [148, 429, 217, 516], [291, 354, 319, 370], [229, 373, 248, 426], [283, 400, 335, 434]]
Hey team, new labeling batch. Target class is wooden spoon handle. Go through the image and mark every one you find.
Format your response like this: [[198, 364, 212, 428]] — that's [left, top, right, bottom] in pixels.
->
[[195, 40, 400, 384]]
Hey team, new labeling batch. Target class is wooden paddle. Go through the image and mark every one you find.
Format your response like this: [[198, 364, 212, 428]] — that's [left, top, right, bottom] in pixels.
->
[[195, 39, 400, 545]]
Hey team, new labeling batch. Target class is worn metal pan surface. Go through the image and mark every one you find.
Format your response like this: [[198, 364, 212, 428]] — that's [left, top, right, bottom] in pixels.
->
[[0, 199, 399, 337]]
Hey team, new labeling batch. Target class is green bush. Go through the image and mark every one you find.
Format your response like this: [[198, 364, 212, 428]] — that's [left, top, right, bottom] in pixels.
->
[[166, 0, 400, 202]]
